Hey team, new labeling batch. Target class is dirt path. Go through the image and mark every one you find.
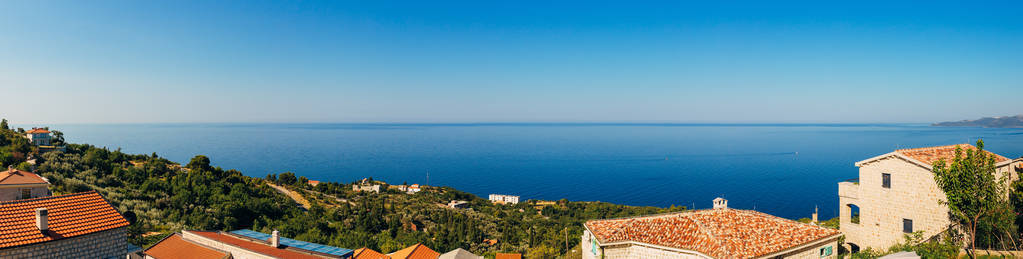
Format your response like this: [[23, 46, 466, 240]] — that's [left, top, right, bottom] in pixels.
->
[[266, 182, 312, 210]]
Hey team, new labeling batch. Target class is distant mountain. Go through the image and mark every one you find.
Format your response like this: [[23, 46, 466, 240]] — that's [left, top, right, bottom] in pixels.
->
[[933, 115, 1023, 128]]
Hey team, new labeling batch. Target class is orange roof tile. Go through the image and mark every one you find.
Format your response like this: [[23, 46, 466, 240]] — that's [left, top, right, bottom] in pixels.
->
[[896, 144, 1010, 166], [187, 230, 335, 259], [144, 233, 229, 259], [0, 168, 49, 185], [25, 128, 50, 134], [308, 180, 321, 186], [388, 243, 440, 259], [495, 253, 521, 259], [353, 247, 390, 259], [585, 209, 840, 259], [0, 191, 130, 248]]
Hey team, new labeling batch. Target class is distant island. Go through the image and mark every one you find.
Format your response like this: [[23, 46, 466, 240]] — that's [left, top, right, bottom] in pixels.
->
[[933, 115, 1023, 128]]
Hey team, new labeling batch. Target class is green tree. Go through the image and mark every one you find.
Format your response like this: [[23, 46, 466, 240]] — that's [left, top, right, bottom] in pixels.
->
[[186, 155, 212, 171], [0, 119, 7, 130], [931, 140, 1007, 258], [51, 130, 65, 145]]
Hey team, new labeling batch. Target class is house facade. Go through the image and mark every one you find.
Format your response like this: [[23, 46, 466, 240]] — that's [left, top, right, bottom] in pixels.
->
[[25, 128, 52, 146], [582, 198, 841, 259], [0, 166, 51, 201], [0, 191, 133, 258], [488, 194, 519, 204], [838, 144, 1021, 250]]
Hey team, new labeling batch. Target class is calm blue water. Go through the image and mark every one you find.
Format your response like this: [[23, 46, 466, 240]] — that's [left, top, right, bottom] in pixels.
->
[[38, 123, 1023, 220]]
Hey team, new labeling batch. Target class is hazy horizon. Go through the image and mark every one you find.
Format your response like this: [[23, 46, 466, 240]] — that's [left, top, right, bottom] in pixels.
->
[[2, 1, 1021, 124]]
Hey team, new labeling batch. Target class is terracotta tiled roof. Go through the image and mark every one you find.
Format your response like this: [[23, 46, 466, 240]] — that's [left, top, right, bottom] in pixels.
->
[[388, 243, 440, 259], [495, 253, 521, 259], [585, 209, 840, 259], [25, 128, 50, 134], [896, 144, 1010, 166], [144, 233, 229, 259], [187, 230, 335, 259], [308, 180, 321, 186], [0, 168, 49, 185], [353, 247, 390, 259], [0, 191, 130, 248]]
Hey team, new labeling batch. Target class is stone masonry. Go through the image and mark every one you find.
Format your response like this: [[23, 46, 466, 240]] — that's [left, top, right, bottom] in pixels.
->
[[839, 154, 1020, 250], [0, 227, 129, 259]]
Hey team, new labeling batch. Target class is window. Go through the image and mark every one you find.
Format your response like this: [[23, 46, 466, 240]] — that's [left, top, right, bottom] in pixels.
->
[[21, 189, 31, 199], [847, 204, 860, 224], [882, 173, 891, 189], [903, 219, 913, 233], [820, 246, 833, 257]]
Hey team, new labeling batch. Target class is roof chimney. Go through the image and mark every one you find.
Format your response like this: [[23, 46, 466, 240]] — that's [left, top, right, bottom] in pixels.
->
[[712, 197, 728, 209], [270, 230, 280, 248], [36, 208, 48, 233]]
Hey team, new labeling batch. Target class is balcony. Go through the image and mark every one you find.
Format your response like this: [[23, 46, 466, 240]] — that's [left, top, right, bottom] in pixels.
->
[[838, 179, 859, 199]]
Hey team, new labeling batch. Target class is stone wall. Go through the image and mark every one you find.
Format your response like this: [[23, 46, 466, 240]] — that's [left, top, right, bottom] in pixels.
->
[[764, 237, 839, 259], [0, 185, 49, 201], [0, 227, 129, 259], [841, 156, 952, 249]]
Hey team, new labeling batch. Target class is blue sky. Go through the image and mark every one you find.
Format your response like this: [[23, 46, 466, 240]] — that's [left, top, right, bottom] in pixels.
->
[[1, 1, 1021, 123]]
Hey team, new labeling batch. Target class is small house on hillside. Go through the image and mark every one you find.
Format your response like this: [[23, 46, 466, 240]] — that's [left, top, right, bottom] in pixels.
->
[[447, 200, 469, 209], [488, 194, 519, 204], [0, 166, 50, 201], [25, 128, 51, 146], [353, 178, 381, 193]]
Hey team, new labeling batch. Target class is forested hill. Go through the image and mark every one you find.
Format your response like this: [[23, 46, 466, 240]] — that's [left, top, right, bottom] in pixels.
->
[[933, 115, 1023, 128], [0, 119, 686, 258]]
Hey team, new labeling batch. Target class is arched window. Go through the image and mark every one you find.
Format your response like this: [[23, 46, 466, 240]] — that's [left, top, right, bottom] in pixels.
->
[[847, 204, 860, 224]]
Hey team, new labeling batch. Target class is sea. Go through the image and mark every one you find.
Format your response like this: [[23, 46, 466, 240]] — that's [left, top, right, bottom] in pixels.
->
[[35, 123, 1023, 220]]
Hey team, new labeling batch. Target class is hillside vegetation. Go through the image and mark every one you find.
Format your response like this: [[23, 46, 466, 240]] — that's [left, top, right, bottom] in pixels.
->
[[0, 119, 685, 257]]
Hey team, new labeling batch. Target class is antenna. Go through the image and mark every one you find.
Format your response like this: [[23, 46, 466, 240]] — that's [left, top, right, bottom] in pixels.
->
[[426, 171, 430, 186]]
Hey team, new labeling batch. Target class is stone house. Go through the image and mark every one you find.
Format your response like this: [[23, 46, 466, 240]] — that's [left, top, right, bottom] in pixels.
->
[[0, 190, 134, 258], [838, 144, 1021, 251], [582, 198, 841, 259], [0, 166, 51, 201], [145, 229, 354, 259], [488, 194, 519, 205], [25, 128, 52, 146]]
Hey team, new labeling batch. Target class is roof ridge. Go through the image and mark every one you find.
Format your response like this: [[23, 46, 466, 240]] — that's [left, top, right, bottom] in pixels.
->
[[686, 210, 733, 258]]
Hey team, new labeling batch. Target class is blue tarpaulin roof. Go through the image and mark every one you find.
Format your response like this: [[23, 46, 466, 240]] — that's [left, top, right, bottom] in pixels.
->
[[229, 229, 353, 258]]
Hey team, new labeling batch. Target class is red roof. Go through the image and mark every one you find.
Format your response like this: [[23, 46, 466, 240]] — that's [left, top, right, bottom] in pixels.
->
[[585, 209, 840, 259], [495, 253, 521, 259], [0, 191, 130, 248], [352, 247, 389, 259], [186, 230, 335, 259], [388, 243, 439, 259], [25, 128, 50, 134], [896, 144, 1010, 166], [144, 233, 229, 259], [0, 168, 49, 185]]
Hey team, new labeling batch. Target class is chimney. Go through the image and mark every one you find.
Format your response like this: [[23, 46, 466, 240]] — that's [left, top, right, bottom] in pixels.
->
[[36, 208, 48, 233], [812, 206, 819, 224], [7, 165, 12, 171], [712, 197, 727, 209], [270, 230, 280, 248]]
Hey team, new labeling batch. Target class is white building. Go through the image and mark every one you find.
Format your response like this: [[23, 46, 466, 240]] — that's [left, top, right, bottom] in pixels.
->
[[25, 128, 52, 146], [488, 194, 519, 204], [447, 200, 469, 209]]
